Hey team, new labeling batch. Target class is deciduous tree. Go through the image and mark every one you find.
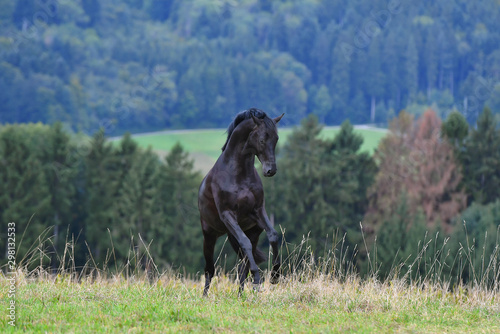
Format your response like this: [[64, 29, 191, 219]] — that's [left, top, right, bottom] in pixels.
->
[[367, 109, 466, 233]]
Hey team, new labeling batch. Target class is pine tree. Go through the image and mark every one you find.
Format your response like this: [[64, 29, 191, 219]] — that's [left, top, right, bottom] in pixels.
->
[[449, 200, 500, 285], [41, 122, 77, 262], [12, 0, 35, 29], [405, 36, 419, 102], [326, 120, 377, 248], [329, 42, 350, 123], [376, 193, 415, 278], [441, 110, 469, 149], [148, 0, 174, 21], [312, 85, 332, 123], [84, 130, 118, 263], [271, 115, 326, 247], [82, 0, 101, 26], [269, 116, 376, 262], [0, 125, 51, 263], [462, 106, 500, 204], [365, 38, 385, 123], [152, 142, 202, 271]]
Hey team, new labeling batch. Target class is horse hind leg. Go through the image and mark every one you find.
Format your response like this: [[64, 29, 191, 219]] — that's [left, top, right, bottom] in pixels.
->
[[202, 229, 217, 296]]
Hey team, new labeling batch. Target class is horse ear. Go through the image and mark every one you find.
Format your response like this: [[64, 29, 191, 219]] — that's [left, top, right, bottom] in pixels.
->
[[274, 113, 285, 124], [251, 113, 263, 126]]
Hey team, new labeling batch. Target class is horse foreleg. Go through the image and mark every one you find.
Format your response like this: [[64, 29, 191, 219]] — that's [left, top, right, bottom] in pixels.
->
[[256, 208, 281, 284], [220, 211, 262, 287], [202, 230, 217, 296]]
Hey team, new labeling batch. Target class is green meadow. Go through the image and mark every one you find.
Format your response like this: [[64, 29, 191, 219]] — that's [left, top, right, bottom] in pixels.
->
[[2, 270, 499, 333], [2, 232, 498, 333], [126, 127, 387, 173]]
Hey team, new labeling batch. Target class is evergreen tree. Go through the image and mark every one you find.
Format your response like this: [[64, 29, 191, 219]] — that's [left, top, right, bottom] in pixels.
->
[[365, 38, 385, 123], [405, 36, 419, 102], [113, 145, 160, 267], [312, 85, 332, 123], [148, 0, 174, 21], [327, 120, 377, 248], [441, 110, 469, 149], [41, 122, 77, 261], [82, 0, 101, 26], [449, 200, 500, 286], [329, 42, 350, 124], [12, 0, 35, 29], [84, 130, 118, 262], [374, 193, 428, 279], [153, 142, 202, 271], [0, 125, 51, 263], [270, 115, 326, 247], [269, 116, 376, 263], [462, 106, 500, 204]]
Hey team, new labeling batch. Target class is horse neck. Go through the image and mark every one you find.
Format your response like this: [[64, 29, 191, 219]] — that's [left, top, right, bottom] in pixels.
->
[[221, 122, 256, 174]]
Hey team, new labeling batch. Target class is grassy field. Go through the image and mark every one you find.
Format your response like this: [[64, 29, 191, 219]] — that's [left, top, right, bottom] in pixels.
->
[[1, 270, 499, 333], [126, 126, 387, 173], [2, 231, 499, 333]]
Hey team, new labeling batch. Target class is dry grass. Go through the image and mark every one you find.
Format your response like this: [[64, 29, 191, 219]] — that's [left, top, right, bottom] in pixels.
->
[[1, 229, 499, 333]]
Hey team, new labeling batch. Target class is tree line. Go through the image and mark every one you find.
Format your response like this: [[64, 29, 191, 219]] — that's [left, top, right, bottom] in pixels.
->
[[0, 123, 203, 273], [266, 106, 499, 282], [1, 0, 500, 134], [1, 107, 499, 283]]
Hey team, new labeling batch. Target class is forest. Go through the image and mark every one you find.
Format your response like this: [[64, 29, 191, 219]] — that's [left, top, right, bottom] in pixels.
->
[[1, 0, 500, 133], [1, 0, 500, 283]]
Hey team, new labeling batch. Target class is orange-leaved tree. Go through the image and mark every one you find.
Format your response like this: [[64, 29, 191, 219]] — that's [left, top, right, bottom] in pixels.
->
[[366, 109, 466, 233]]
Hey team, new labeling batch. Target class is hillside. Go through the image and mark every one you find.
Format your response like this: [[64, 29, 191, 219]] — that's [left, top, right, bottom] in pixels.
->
[[2, 0, 500, 133]]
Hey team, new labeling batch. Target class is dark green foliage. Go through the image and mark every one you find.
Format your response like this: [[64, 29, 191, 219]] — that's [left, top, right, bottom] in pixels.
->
[[148, 0, 174, 21], [1, 116, 499, 282], [3, 1, 500, 132], [442, 111, 469, 148], [0, 124, 205, 273], [267, 116, 376, 265], [81, 0, 101, 26], [152, 143, 202, 272], [374, 194, 433, 279], [0, 124, 51, 263], [41, 122, 77, 262], [12, 0, 35, 28], [449, 201, 500, 286], [461, 107, 500, 204], [84, 130, 119, 261]]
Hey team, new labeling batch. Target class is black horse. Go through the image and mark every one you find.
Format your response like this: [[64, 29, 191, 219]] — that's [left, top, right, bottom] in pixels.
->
[[198, 108, 284, 295]]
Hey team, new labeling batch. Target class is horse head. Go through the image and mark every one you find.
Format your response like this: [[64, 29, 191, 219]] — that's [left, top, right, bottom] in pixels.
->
[[248, 112, 284, 177]]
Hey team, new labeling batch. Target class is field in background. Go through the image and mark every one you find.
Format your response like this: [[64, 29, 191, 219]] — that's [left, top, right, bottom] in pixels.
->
[[127, 126, 387, 174]]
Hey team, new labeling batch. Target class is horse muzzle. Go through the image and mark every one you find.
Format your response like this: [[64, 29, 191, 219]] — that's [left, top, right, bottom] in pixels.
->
[[262, 163, 277, 177]]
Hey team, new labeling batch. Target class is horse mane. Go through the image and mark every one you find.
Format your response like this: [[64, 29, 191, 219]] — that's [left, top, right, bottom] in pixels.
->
[[221, 108, 273, 151]]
